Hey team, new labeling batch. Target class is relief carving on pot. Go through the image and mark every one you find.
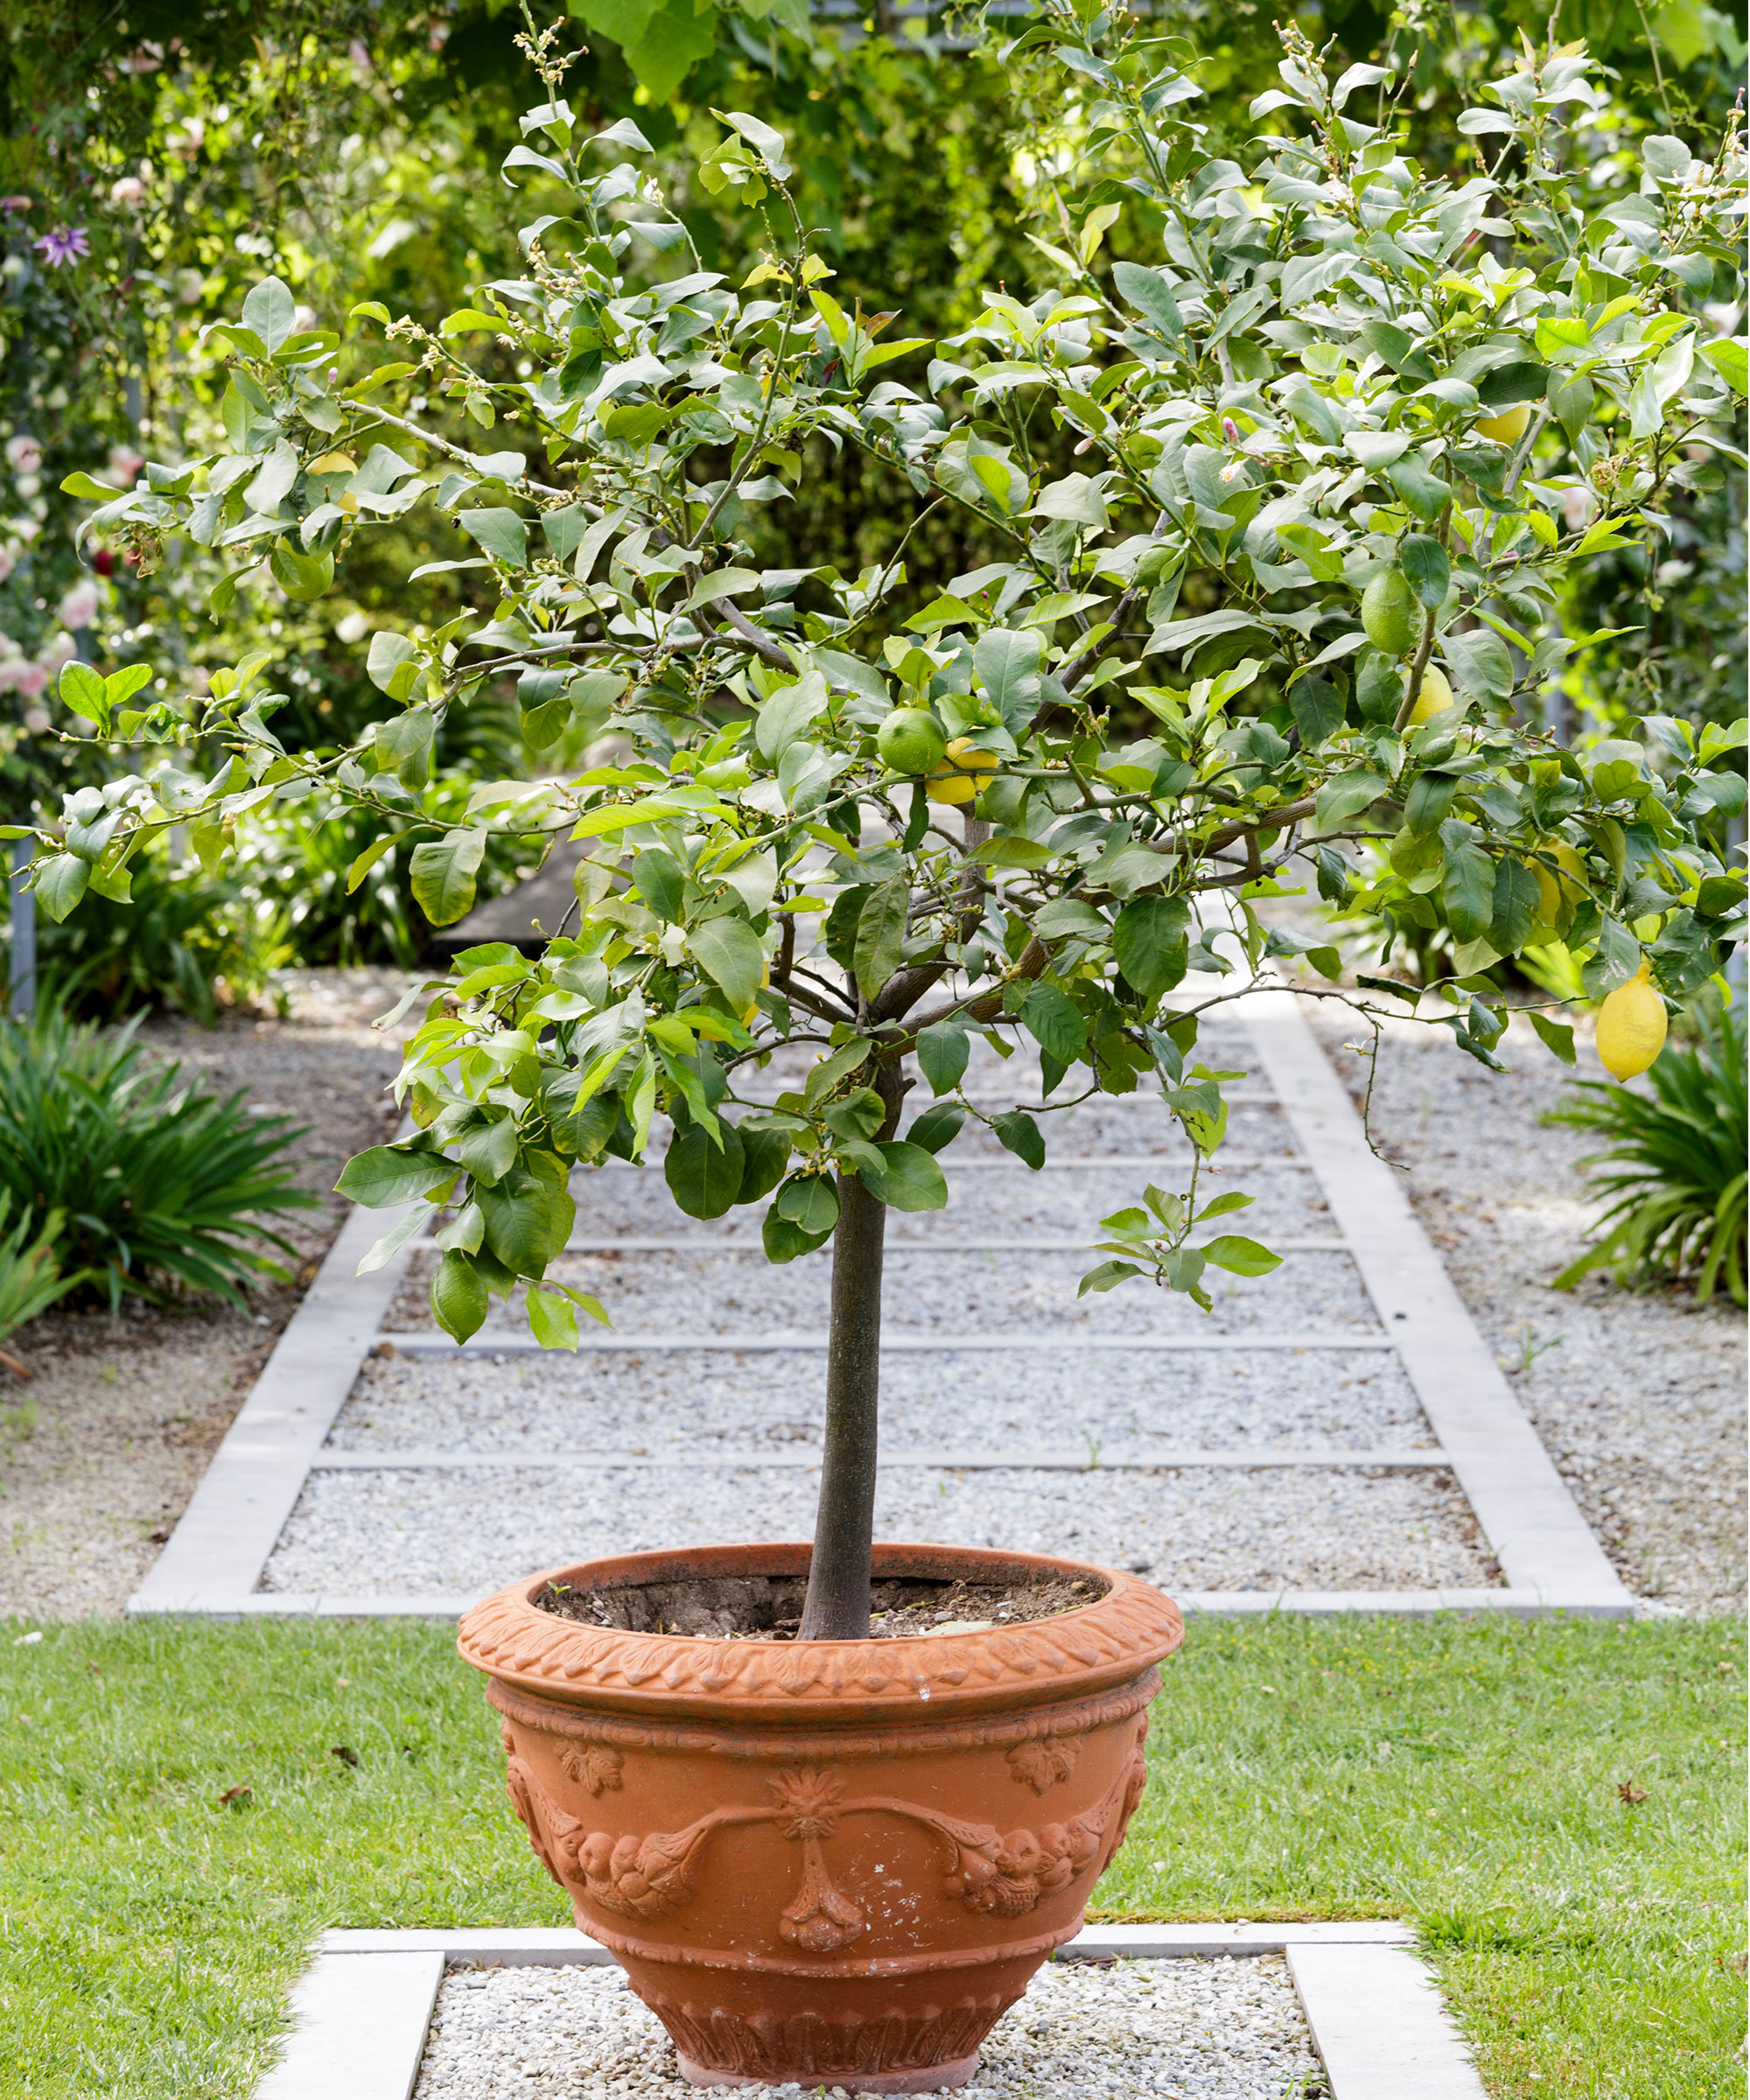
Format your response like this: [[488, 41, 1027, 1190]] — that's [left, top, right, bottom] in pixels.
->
[[648, 1995, 1004, 2083], [1005, 1737, 1079, 1793], [504, 1733, 1150, 1945]]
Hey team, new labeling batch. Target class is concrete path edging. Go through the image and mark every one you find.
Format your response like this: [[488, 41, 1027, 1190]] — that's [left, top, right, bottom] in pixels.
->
[[1242, 987, 1632, 1613], [253, 1922, 1487, 2099]]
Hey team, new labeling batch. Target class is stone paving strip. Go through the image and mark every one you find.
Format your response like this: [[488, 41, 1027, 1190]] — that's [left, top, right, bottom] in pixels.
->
[[131, 984, 1630, 1618]]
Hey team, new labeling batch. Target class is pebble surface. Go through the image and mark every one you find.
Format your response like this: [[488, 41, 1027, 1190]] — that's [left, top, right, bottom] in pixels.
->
[[412, 1957, 1325, 2100], [262, 1460, 1494, 1596], [331, 1346, 1433, 1457]]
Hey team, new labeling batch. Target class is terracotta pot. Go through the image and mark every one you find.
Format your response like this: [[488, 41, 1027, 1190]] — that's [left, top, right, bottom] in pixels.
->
[[458, 1540, 1182, 2093]]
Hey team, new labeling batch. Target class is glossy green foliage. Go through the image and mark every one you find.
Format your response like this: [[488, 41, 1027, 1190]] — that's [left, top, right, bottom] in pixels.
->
[[1550, 996, 1747, 1302], [38, 16, 1748, 1344], [0, 1191, 82, 1346], [0, 1004, 318, 1309]]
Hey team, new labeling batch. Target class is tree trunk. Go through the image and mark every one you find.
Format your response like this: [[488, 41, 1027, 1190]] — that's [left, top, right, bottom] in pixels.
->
[[797, 1066, 903, 1642]]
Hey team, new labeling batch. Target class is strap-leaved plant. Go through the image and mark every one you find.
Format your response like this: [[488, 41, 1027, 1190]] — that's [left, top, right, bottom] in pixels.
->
[[28, 6, 1747, 1638]]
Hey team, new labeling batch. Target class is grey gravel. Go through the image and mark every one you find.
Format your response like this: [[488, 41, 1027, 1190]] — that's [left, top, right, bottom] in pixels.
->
[[412, 1956, 1324, 2100], [1307, 1004, 1746, 1615], [538, 1160, 1339, 1249], [261, 1460, 1494, 1596], [332, 1347, 1431, 1457], [390, 1245, 1382, 1341]]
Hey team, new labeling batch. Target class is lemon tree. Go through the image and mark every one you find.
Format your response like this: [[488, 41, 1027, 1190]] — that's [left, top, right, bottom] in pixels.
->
[[24, 6, 1746, 1635]]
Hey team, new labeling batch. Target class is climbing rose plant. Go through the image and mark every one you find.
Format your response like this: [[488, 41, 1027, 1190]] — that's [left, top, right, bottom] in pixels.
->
[[24, 4, 1748, 1628]]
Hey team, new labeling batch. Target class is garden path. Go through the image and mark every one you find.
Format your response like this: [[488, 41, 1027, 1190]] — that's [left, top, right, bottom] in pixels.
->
[[129, 984, 1628, 1618]]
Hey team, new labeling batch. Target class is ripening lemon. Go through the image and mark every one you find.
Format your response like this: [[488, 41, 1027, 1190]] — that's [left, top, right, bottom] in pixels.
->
[[928, 736, 1000, 804], [1475, 402, 1531, 444], [1361, 570, 1420, 656], [1595, 961, 1667, 1082], [1406, 664, 1454, 725], [877, 707, 948, 777]]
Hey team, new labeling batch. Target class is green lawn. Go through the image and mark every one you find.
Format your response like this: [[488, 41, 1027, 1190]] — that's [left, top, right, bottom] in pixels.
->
[[0, 1613, 1741, 2099]]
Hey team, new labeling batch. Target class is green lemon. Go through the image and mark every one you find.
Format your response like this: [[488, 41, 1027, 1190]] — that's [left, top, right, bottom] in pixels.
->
[[877, 708, 948, 776], [1361, 570, 1420, 657]]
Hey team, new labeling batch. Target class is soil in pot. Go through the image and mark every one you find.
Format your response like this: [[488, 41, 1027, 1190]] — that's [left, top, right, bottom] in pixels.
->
[[534, 1569, 1109, 1642]]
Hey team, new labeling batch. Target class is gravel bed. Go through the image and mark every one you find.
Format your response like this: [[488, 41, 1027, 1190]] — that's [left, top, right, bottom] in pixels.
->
[[388, 1245, 1381, 1341], [553, 1160, 1338, 1247], [1306, 1003, 1746, 1615], [413, 1956, 1323, 2099], [332, 1346, 1431, 1456], [261, 1460, 1495, 1596], [1, 969, 416, 1619]]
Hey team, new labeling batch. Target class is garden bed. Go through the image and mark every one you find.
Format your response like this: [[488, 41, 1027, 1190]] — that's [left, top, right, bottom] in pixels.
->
[[0, 970, 412, 1619]]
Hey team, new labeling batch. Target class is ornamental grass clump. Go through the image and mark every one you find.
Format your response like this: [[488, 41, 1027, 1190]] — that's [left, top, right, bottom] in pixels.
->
[[29, 4, 1747, 1636], [0, 1006, 318, 1309]]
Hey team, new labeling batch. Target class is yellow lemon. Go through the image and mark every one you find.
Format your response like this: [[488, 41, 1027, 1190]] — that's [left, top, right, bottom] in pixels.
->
[[1533, 862, 1563, 926], [926, 773, 977, 805], [1406, 664, 1454, 725], [943, 737, 1000, 772], [928, 737, 999, 803], [1595, 962, 1667, 1081], [1475, 402, 1531, 444]]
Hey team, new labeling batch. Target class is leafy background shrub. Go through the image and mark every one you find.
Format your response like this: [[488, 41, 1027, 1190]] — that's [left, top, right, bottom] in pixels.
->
[[0, 1191, 80, 1359], [1551, 997, 1748, 1304], [0, 1006, 318, 1308]]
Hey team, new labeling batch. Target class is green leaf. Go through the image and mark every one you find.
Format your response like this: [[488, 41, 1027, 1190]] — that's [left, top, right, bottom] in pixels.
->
[[1699, 337, 1748, 398], [1476, 360, 1548, 410], [1526, 1010, 1577, 1065], [1397, 535, 1450, 609], [1079, 1259, 1142, 1296], [664, 1118, 746, 1220], [858, 1140, 949, 1212], [366, 631, 419, 699], [336, 1143, 458, 1207], [916, 1021, 970, 1096], [1110, 262, 1182, 341], [452, 1113, 521, 1187], [737, 1127, 791, 1205], [1404, 773, 1458, 837], [753, 670, 830, 762], [410, 830, 487, 927], [991, 1110, 1046, 1170], [762, 1206, 832, 1264], [346, 832, 402, 893], [431, 1250, 489, 1342], [1019, 982, 1087, 1066], [632, 846, 686, 923], [458, 507, 529, 568], [1200, 1235, 1282, 1278], [355, 1204, 431, 1276], [477, 1171, 575, 1275], [776, 1173, 841, 1236], [685, 914, 765, 1015], [526, 1285, 580, 1350], [1290, 676, 1345, 747], [1440, 828, 1496, 943], [1315, 769, 1388, 830], [1489, 857, 1543, 954], [33, 854, 89, 923], [906, 1102, 965, 1154], [1112, 894, 1190, 1003], [852, 875, 910, 1000], [973, 626, 1043, 728], [1444, 628, 1515, 705], [58, 661, 108, 727], [241, 276, 296, 353], [1386, 458, 1452, 522]]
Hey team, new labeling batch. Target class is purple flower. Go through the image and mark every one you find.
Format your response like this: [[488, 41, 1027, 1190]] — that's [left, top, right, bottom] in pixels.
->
[[34, 225, 90, 269]]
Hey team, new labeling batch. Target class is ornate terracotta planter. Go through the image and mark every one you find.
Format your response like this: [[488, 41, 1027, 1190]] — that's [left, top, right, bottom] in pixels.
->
[[459, 1540, 1182, 2092]]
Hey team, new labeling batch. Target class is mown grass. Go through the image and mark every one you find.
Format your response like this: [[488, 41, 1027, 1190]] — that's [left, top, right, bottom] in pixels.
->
[[0, 1613, 1741, 2098]]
